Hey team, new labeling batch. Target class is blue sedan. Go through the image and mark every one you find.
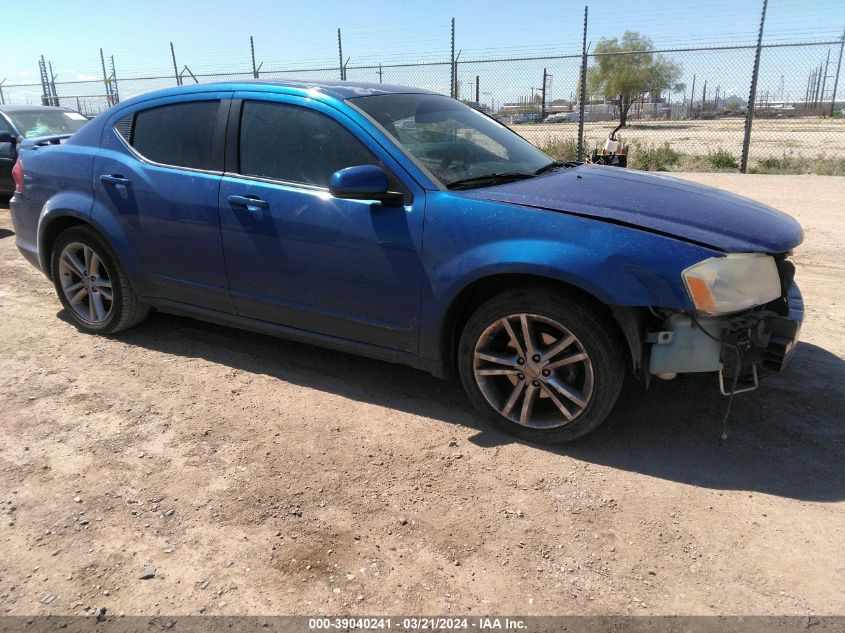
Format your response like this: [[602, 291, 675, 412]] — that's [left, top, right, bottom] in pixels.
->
[[8, 80, 803, 443]]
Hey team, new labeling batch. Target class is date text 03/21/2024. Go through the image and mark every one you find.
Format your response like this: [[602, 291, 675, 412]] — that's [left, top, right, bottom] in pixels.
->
[[308, 617, 527, 630]]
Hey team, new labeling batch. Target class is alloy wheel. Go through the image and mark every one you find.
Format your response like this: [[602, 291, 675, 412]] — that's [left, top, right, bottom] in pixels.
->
[[58, 242, 114, 324], [472, 313, 594, 429]]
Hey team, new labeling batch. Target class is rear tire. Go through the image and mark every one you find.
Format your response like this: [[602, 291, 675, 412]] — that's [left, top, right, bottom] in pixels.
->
[[458, 287, 626, 444], [51, 225, 149, 334]]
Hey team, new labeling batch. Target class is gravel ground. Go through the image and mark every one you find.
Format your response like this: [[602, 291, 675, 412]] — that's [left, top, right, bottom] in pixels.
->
[[0, 173, 843, 617], [517, 118, 845, 159]]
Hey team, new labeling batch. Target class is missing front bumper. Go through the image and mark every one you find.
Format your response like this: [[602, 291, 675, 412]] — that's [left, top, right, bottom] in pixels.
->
[[648, 283, 804, 392]]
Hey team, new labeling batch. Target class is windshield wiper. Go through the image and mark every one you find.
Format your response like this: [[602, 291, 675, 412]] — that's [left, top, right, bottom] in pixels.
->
[[534, 160, 580, 175], [446, 172, 536, 190]]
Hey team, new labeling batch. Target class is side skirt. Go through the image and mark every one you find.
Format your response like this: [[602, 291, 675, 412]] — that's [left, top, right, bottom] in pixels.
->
[[143, 297, 445, 378]]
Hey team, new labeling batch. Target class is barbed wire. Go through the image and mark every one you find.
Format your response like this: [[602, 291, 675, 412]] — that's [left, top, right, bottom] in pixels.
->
[[2, 6, 843, 174]]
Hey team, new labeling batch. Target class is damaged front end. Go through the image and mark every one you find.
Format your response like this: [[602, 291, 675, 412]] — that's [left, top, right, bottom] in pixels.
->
[[646, 253, 803, 394]]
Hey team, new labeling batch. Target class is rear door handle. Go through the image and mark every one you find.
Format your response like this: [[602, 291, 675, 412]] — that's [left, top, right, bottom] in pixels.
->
[[227, 194, 269, 213], [99, 174, 131, 187]]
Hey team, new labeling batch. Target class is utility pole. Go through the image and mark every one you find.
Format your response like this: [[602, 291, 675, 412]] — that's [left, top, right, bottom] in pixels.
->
[[0, 79, 6, 106], [250, 36, 258, 79], [577, 5, 588, 160], [337, 29, 345, 80], [450, 18, 455, 98], [831, 28, 845, 117], [741, 0, 768, 173], [170, 42, 181, 86]]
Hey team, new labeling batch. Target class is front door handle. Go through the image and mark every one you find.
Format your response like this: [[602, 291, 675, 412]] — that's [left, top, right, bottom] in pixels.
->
[[100, 174, 131, 187], [227, 194, 269, 213]]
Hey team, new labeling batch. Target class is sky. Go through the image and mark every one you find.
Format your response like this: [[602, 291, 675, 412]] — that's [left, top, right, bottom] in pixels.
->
[[2, 0, 843, 107]]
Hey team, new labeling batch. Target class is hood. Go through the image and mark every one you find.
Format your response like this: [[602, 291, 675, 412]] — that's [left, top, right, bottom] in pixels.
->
[[464, 164, 803, 253]]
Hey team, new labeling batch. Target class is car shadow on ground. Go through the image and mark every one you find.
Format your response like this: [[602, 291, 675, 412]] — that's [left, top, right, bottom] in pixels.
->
[[63, 309, 845, 503]]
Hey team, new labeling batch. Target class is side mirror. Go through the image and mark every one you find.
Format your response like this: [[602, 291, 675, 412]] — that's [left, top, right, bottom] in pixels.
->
[[330, 165, 403, 206], [0, 131, 18, 144]]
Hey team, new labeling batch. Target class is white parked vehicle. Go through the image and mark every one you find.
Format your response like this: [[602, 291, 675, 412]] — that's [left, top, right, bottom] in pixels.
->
[[544, 111, 591, 123]]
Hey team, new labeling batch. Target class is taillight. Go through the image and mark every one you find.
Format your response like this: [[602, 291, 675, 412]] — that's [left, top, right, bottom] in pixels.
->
[[12, 158, 23, 194]]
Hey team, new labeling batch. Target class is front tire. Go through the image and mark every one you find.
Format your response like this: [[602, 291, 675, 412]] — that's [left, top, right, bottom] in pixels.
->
[[458, 288, 626, 443], [51, 226, 149, 334]]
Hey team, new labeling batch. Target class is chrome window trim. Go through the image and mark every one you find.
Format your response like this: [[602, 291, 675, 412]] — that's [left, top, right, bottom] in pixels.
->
[[222, 171, 330, 193], [111, 127, 224, 176]]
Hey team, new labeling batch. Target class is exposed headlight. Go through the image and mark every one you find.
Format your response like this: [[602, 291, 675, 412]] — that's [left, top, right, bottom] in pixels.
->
[[682, 253, 781, 315]]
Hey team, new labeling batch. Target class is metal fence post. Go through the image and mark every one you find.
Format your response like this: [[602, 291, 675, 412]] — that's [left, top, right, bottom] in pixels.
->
[[541, 68, 547, 120], [450, 18, 455, 98], [337, 29, 344, 80], [453, 51, 461, 99], [820, 49, 831, 107], [577, 6, 588, 161], [110, 55, 119, 104], [831, 29, 844, 117], [47, 61, 58, 106], [688, 74, 696, 118], [740, 0, 768, 173], [251, 36, 258, 79], [100, 48, 113, 106], [170, 42, 181, 86], [0, 79, 5, 106]]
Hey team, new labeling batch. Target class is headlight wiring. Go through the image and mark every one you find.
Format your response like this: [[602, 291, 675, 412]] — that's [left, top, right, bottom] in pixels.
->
[[689, 311, 774, 443]]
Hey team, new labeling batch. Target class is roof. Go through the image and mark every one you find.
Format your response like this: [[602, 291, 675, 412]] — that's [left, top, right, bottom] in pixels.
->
[[0, 104, 75, 113], [209, 79, 438, 99], [139, 79, 439, 102]]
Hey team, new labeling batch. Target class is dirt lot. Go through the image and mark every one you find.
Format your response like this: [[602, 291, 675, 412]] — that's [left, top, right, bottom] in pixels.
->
[[0, 173, 843, 617], [518, 117, 845, 160]]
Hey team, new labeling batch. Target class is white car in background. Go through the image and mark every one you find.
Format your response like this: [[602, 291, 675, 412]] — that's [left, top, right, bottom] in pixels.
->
[[545, 111, 591, 123]]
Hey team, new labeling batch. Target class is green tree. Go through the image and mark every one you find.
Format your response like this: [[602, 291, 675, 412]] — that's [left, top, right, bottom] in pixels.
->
[[588, 32, 682, 128]]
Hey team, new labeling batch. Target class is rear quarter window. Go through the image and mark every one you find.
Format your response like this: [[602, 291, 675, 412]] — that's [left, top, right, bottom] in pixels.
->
[[120, 100, 222, 171]]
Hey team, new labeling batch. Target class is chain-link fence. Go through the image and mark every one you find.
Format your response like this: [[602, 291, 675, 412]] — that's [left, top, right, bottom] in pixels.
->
[[1, 20, 843, 174]]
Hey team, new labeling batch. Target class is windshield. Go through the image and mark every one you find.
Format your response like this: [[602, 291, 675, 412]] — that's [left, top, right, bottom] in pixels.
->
[[351, 93, 552, 188], [6, 110, 88, 138]]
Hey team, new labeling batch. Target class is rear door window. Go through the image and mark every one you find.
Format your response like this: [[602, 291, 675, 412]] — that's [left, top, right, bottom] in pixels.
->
[[124, 100, 222, 171], [238, 101, 379, 187]]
